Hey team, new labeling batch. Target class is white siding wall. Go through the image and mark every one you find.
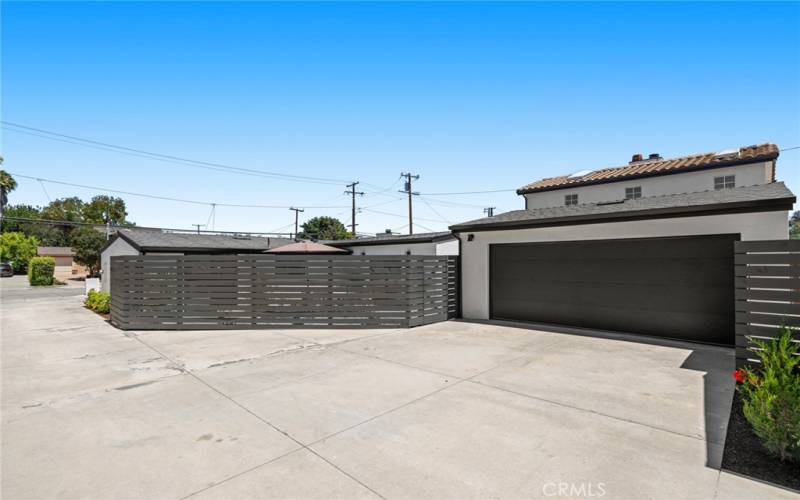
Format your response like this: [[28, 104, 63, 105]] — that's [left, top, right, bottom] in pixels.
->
[[458, 210, 789, 320], [100, 238, 138, 293], [523, 162, 772, 209]]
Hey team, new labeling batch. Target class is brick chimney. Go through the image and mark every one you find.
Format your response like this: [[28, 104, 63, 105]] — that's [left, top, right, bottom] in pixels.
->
[[629, 153, 643, 164]]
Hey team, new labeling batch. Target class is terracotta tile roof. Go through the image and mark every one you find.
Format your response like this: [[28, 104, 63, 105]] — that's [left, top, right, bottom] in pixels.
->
[[517, 143, 779, 194]]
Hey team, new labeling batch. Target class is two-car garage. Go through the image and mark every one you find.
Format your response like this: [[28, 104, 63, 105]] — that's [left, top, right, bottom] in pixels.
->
[[489, 235, 737, 345], [451, 182, 796, 348]]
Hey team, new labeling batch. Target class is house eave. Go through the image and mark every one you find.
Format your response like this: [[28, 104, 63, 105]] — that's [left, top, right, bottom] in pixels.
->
[[331, 234, 455, 247], [450, 197, 795, 233]]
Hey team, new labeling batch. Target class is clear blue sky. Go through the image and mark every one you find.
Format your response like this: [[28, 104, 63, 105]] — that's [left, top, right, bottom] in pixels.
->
[[2, 1, 798, 235]]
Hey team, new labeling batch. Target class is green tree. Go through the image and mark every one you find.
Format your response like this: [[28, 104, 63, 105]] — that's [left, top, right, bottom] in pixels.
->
[[299, 216, 351, 240], [70, 226, 106, 276], [0, 231, 39, 272], [790, 211, 800, 240], [82, 195, 129, 225], [2, 204, 70, 246], [0, 169, 17, 216], [2, 204, 41, 232], [41, 197, 85, 222]]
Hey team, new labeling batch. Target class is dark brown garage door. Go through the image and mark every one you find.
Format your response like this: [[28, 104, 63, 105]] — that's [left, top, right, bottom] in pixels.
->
[[489, 235, 737, 345]]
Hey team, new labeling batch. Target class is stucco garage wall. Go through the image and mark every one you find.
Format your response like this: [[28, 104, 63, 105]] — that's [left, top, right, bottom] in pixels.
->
[[435, 239, 460, 255], [523, 162, 772, 209], [101, 238, 138, 293], [344, 242, 437, 255], [457, 210, 789, 320], [344, 238, 459, 256]]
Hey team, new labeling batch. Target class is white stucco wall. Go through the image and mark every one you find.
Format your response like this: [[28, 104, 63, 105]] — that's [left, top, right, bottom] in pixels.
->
[[435, 239, 460, 255], [523, 162, 772, 209], [343, 238, 459, 256], [344, 242, 437, 255], [100, 238, 138, 293], [457, 210, 789, 320]]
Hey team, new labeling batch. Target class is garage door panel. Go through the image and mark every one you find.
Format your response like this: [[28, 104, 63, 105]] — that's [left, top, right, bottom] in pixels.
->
[[489, 235, 736, 345], [498, 258, 732, 287], [492, 299, 732, 343], [494, 282, 732, 314]]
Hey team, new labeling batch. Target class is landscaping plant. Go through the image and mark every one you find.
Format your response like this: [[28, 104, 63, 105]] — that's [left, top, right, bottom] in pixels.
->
[[27, 256, 55, 286], [0, 231, 39, 273], [85, 289, 111, 314], [734, 327, 800, 462]]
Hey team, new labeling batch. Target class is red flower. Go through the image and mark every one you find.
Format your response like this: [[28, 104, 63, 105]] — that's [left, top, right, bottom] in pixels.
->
[[733, 369, 745, 384]]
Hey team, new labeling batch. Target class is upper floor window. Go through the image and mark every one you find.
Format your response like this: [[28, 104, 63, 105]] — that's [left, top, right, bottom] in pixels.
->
[[714, 175, 735, 190], [564, 194, 578, 206], [625, 186, 642, 200]]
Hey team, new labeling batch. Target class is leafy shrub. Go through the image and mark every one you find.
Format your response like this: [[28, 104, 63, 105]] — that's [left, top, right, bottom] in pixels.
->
[[27, 256, 55, 286], [735, 327, 800, 462], [85, 289, 111, 314], [1, 231, 39, 273]]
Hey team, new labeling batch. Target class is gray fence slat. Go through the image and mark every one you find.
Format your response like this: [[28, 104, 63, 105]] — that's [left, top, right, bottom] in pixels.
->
[[111, 254, 459, 330], [735, 240, 800, 253], [733, 239, 800, 368]]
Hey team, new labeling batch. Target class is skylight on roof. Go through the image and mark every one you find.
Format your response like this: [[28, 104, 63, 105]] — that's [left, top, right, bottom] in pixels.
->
[[567, 169, 593, 179]]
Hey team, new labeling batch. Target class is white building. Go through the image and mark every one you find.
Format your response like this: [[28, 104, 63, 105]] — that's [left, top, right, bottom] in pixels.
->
[[450, 143, 794, 346], [327, 232, 459, 256]]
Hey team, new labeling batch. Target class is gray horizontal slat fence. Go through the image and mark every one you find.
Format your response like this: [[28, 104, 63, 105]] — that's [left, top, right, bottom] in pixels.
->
[[110, 254, 459, 330], [734, 240, 800, 367]]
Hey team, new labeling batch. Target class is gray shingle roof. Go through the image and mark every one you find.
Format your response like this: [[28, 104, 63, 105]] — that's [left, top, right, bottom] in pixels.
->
[[113, 229, 293, 253], [451, 182, 795, 232], [323, 231, 455, 247]]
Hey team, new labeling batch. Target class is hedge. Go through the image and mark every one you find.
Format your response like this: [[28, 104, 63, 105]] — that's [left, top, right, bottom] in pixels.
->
[[28, 256, 55, 286], [85, 290, 111, 314]]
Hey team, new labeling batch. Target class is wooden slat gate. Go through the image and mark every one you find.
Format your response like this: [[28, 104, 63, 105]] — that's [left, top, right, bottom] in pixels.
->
[[110, 254, 459, 330], [734, 240, 800, 367]]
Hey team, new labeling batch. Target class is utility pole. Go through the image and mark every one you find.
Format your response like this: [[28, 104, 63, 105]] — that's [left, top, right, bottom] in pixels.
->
[[191, 224, 203, 234], [483, 207, 496, 218], [289, 207, 304, 239], [344, 181, 364, 236], [399, 172, 419, 234]]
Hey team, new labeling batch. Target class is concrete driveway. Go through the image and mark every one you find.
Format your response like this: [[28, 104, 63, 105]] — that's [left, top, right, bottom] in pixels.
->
[[1, 275, 795, 499]]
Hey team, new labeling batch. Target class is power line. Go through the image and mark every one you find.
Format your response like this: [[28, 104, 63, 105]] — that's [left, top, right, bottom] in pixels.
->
[[417, 195, 486, 209], [420, 188, 515, 196], [7, 173, 350, 210], [418, 195, 451, 224], [0, 216, 294, 236], [361, 207, 441, 224], [1, 122, 351, 186]]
